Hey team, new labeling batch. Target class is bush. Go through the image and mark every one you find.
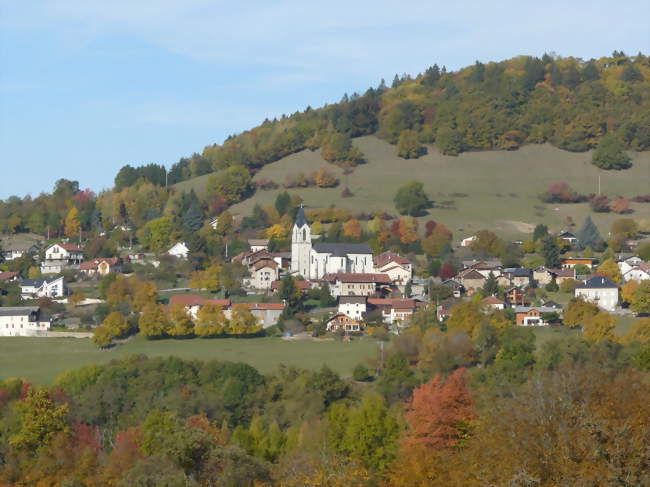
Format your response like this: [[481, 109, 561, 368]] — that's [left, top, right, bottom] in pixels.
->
[[353, 363, 373, 382], [540, 182, 586, 203], [589, 195, 611, 212], [560, 278, 579, 293], [545, 280, 559, 292], [592, 133, 632, 170]]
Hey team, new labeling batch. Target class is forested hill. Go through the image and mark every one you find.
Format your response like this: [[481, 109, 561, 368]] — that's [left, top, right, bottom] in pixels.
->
[[152, 52, 650, 186]]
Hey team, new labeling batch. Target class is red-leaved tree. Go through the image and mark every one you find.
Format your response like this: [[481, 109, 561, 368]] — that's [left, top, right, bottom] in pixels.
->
[[403, 368, 475, 450]]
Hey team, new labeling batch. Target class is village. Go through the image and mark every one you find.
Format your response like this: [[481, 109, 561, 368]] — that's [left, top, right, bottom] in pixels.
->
[[1, 205, 648, 342]]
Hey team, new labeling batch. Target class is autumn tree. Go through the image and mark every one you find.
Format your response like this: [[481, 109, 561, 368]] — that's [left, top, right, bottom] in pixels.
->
[[189, 264, 222, 293], [397, 130, 426, 159], [64, 206, 81, 238], [138, 304, 170, 338], [630, 280, 650, 314], [596, 258, 622, 283], [195, 304, 228, 337], [609, 197, 631, 214], [10, 389, 69, 451], [206, 165, 254, 204], [342, 219, 362, 240], [167, 303, 194, 337], [583, 312, 616, 342], [563, 299, 600, 327], [313, 167, 339, 188], [228, 304, 262, 335], [422, 223, 452, 257]]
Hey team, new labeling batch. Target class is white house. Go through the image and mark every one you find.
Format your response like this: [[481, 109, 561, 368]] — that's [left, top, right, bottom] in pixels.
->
[[0, 307, 51, 337], [575, 276, 619, 312], [1, 241, 37, 261], [41, 243, 83, 274], [20, 276, 66, 300], [323, 273, 392, 298], [373, 251, 413, 286], [246, 258, 279, 290], [515, 306, 559, 326], [460, 235, 477, 247], [618, 256, 644, 276], [248, 239, 269, 253], [167, 242, 190, 259], [338, 296, 367, 320], [291, 207, 373, 280], [622, 263, 650, 283]]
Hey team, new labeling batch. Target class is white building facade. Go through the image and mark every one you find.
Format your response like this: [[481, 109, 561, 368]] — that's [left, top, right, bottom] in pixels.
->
[[575, 276, 619, 312], [0, 307, 51, 336]]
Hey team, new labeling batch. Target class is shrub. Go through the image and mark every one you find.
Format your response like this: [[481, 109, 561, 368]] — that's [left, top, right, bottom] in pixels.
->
[[539, 182, 586, 203]]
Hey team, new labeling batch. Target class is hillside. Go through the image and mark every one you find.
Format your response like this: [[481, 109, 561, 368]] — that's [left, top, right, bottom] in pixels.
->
[[177, 135, 650, 240]]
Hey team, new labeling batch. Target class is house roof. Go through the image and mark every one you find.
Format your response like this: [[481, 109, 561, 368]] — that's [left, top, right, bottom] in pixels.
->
[[2, 241, 36, 252], [79, 258, 120, 270], [339, 296, 367, 304], [20, 277, 61, 287], [248, 239, 269, 247], [514, 306, 559, 314], [313, 242, 372, 257], [503, 267, 532, 277], [441, 279, 463, 288], [294, 206, 308, 228], [576, 276, 618, 289], [0, 271, 18, 281], [251, 259, 278, 271], [483, 296, 505, 305], [323, 273, 391, 284], [458, 269, 486, 280], [50, 243, 83, 252], [0, 306, 40, 317], [548, 268, 575, 278], [374, 251, 410, 268], [367, 298, 417, 310]]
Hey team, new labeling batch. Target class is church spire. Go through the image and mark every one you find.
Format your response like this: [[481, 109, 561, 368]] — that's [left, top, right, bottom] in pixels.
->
[[294, 205, 308, 228]]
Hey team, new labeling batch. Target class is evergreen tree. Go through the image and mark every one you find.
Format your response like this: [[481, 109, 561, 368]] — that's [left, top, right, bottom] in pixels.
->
[[274, 191, 291, 216], [183, 202, 203, 233], [621, 63, 643, 82], [392, 74, 401, 88], [582, 61, 600, 81], [542, 236, 560, 268], [483, 272, 499, 296], [533, 224, 549, 242], [576, 216, 604, 250]]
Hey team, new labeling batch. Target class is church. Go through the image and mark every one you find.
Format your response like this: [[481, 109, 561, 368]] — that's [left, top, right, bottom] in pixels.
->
[[291, 206, 374, 280]]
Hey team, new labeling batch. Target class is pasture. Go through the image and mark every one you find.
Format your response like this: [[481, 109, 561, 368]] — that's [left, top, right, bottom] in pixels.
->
[[0, 335, 380, 385], [212, 136, 650, 241]]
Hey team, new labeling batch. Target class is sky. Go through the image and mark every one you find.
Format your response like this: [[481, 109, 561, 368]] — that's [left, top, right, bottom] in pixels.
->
[[1, 0, 648, 199]]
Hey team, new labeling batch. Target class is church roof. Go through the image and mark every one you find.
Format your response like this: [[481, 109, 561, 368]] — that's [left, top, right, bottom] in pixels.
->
[[312, 242, 372, 257], [294, 206, 308, 227]]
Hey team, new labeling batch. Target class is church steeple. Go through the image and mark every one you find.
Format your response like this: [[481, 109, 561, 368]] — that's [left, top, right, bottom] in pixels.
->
[[294, 205, 308, 228]]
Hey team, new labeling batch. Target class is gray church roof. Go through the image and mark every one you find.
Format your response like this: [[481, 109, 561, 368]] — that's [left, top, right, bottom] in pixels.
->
[[294, 206, 308, 228], [312, 242, 372, 257]]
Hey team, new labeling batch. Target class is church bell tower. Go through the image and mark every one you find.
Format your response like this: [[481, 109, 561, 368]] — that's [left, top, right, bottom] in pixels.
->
[[291, 206, 311, 279]]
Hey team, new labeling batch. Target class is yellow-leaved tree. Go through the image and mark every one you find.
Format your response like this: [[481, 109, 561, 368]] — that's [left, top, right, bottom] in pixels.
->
[[596, 258, 622, 283], [228, 304, 261, 335], [64, 206, 81, 238], [195, 304, 228, 337]]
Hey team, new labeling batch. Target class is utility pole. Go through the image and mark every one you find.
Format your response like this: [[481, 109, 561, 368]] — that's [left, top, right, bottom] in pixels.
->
[[598, 175, 601, 195]]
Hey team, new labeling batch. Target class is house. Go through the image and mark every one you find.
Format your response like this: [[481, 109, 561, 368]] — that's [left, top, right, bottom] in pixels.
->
[[559, 231, 578, 245], [168, 294, 284, 328], [623, 263, 650, 283], [20, 276, 66, 300], [0, 271, 19, 282], [79, 257, 123, 277], [561, 257, 597, 270], [0, 306, 51, 337], [291, 207, 374, 280], [548, 268, 576, 284], [1, 240, 37, 261], [270, 280, 313, 293], [367, 298, 420, 325], [575, 276, 619, 312], [618, 256, 644, 276], [441, 279, 465, 298], [498, 268, 532, 288], [482, 296, 506, 310], [460, 235, 477, 247], [209, 217, 219, 230], [533, 267, 554, 286], [373, 251, 413, 286], [436, 298, 458, 321], [323, 273, 392, 298], [456, 269, 486, 291], [167, 242, 190, 259], [248, 239, 269, 252], [338, 296, 367, 320], [246, 258, 279, 290], [41, 243, 83, 274], [326, 313, 362, 332], [504, 286, 527, 306], [515, 306, 559, 326]]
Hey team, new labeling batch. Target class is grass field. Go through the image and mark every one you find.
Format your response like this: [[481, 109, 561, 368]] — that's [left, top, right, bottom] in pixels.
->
[[0, 336, 380, 385], [209, 136, 650, 241]]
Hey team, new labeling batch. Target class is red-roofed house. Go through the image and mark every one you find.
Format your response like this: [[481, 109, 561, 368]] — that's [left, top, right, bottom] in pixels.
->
[[79, 257, 123, 277], [482, 296, 506, 310], [168, 294, 284, 327], [326, 313, 362, 332], [373, 251, 413, 286], [0, 271, 19, 282], [367, 298, 421, 325]]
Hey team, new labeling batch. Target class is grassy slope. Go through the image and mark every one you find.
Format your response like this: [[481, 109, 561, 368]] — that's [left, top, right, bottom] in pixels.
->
[[210, 136, 650, 241], [0, 336, 380, 385]]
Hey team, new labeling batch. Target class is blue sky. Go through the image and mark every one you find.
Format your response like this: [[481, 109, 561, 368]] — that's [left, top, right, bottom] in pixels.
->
[[1, 0, 648, 199]]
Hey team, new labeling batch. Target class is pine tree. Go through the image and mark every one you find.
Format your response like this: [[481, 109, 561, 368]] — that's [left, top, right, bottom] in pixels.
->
[[183, 202, 203, 233], [483, 272, 499, 296], [576, 216, 604, 250], [542, 236, 560, 268]]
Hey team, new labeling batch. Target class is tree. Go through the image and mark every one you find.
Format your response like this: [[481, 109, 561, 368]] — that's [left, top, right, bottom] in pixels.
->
[[93, 311, 130, 348], [64, 207, 81, 238], [576, 216, 604, 250], [621, 280, 639, 305], [622, 318, 650, 345], [621, 63, 643, 82], [482, 272, 499, 296], [206, 165, 253, 204], [195, 304, 228, 337], [168, 303, 195, 337], [183, 202, 203, 233], [611, 218, 638, 239], [564, 298, 599, 327], [630, 281, 650, 315], [583, 312, 616, 342], [138, 304, 170, 338], [189, 264, 222, 292], [610, 198, 631, 214], [229, 304, 262, 335], [353, 364, 372, 382], [422, 223, 452, 258], [638, 242, 650, 261], [592, 133, 632, 170], [590, 195, 611, 212], [137, 216, 172, 252], [394, 181, 430, 216], [436, 127, 463, 155], [342, 219, 361, 240], [397, 130, 426, 159], [377, 352, 417, 403], [313, 167, 339, 187], [10, 389, 69, 451], [274, 191, 291, 216], [403, 368, 475, 450], [542, 235, 560, 268], [596, 258, 622, 283], [532, 224, 549, 242]]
